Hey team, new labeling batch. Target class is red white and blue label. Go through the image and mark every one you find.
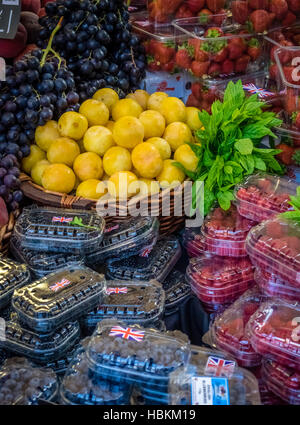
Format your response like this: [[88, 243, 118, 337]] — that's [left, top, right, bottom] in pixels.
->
[[242, 83, 274, 98], [205, 356, 236, 378], [191, 376, 230, 405], [104, 224, 119, 233], [52, 216, 73, 223], [50, 278, 71, 292], [106, 287, 128, 294], [109, 326, 145, 342]]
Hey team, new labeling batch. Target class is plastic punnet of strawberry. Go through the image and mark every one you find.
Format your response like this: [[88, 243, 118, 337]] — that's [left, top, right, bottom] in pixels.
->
[[234, 173, 298, 222], [255, 268, 300, 303], [245, 300, 300, 370]]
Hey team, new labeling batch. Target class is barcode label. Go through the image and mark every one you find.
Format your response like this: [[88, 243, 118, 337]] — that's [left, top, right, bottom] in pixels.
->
[[191, 376, 230, 405]]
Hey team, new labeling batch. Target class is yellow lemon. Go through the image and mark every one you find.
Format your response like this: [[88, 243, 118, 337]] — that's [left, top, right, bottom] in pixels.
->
[[30, 160, 50, 186], [103, 146, 132, 176], [139, 178, 160, 196], [157, 159, 185, 189], [58, 111, 88, 140], [22, 145, 46, 174], [163, 122, 193, 151], [35, 120, 60, 152], [112, 116, 144, 149], [185, 107, 203, 131], [146, 137, 171, 160], [93, 88, 119, 112], [112, 98, 143, 121], [79, 99, 109, 127], [47, 137, 80, 167], [83, 126, 115, 156], [73, 152, 103, 181], [77, 138, 85, 153], [106, 120, 115, 132], [147, 92, 168, 111], [108, 171, 138, 199], [76, 179, 107, 200], [126, 90, 149, 110], [42, 163, 76, 193], [159, 97, 186, 124], [174, 144, 199, 172], [131, 142, 163, 179], [139, 110, 165, 139]]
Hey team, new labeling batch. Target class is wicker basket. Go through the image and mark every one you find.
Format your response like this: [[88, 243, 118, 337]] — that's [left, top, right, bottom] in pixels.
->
[[0, 209, 20, 255], [20, 173, 192, 235]]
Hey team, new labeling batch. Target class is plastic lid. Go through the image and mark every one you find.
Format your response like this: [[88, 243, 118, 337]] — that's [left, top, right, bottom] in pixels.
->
[[163, 269, 191, 310], [246, 217, 300, 288], [1, 319, 80, 363], [0, 357, 58, 405], [255, 268, 300, 303], [14, 206, 105, 254], [60, 341, 130, 405], [209, 287, 266, 368], [234, 173, 297, 222], [81, 280, 165, 330], [106, 236, 181, 282], [10, 235, 84, 278], [86, 217, 159, 264], [0, 256, 31, 310], [12, 265, 106, 333], [86, 319, 190, 386], [262, 359, 300, 405], [246, 300, 300, 370]]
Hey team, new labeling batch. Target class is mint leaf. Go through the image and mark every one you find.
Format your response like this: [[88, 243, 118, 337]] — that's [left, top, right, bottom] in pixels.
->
[[235, 138, 253, 155], [254, 156, 266, 171], [217, 190, 234, 210]]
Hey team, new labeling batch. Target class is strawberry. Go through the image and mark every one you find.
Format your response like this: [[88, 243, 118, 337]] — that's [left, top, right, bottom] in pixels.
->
[[276, 143, 295, 165], [201, 87, 217, 103], [287, 0, 300, 13], [282, 11, 297, 26], [270, 0, 288, 19], [293, 111, 300, 130], [247, 38, 262, 61], [285, 89, 299, 114], [186, 93, 202, 108], [206, 0, 225, 13], [175, 4, 194, 18], [187, 0, 205, 13], [235, 54, 250, 73], [200, 100, 212, 113], [195, 48, 209, 62], [204, 27, 223, 38], [249, 0, 268, 8], [212, 46, 228, 62], [283, 65, 298, 84], [250, 9, 270, 32], [161, 60, 177, 72], [147, 56, 161, 71], [198, 8, 213, 23], [191, 82, 203, 99], [228, 42, 245, 60], [153, 41, 176, 65], [231, 1, 249, 24], [191, 60, 209, 77], [222, 59, 234, 74], [175, 49, 192, 69], [271, 40, 293, 63], [213, 9, 227, 25], [269, 63, 279, 80], [208, 62, 221, 76]]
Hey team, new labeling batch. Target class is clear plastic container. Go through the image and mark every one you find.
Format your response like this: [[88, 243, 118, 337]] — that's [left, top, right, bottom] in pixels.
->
[[202, 204, 256, 257], [81, 280, 166, 334], [173, 19, 265, 83], [209, 287, 266, 367], [106, 236, 181, 282], [86, 320, 190, 393], [163, 269, 191, 313], [0, 357, 58, 405], [186, 256, 255, 313], [255, 268, 300, 303], [0, 319, 80, 364], [234, 173, 297, 222], [13, 206, 105, 255], [12, 265, 106, 333], [262, 359, 300, 405], [0, 256, 31, 310], [86, 217, 159, 265], [10, 235, 84, 278], [245, 217, 300, 288], [183, 227, 208, 257], [246, 300, 300, 370]]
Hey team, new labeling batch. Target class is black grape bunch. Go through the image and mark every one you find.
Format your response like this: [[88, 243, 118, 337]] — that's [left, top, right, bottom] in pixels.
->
[[0, 17, 80, 212], [37, 0, 146, 102]]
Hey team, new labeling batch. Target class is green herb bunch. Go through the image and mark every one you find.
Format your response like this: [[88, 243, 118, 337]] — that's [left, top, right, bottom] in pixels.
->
[[176, 80, 285, 214]]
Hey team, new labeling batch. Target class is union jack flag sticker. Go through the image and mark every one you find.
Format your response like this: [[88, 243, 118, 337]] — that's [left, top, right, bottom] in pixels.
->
[[139, 244, 154, 258], [50, 278, 71, 292], [205, 356, 236, 378], [242, 83, 274, 98], [109, 326, 145, 342], [106, 287, 128, 294], [52, 216, 73, 223]]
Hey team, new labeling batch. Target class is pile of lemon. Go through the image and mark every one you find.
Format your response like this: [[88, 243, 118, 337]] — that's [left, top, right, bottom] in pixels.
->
[[21, 88, 203, 200]]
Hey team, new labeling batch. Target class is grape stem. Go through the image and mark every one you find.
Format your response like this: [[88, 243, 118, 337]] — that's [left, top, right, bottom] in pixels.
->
[[40, 17, 64, 68]]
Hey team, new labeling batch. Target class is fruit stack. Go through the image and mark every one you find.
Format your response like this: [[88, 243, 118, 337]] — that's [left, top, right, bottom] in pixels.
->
[[186, 255, 255, 314]]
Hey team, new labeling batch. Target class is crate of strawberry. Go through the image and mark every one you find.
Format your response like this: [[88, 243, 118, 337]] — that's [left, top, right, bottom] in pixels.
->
[[230, 0, 300, 33], [147, 0, 230, 24], [173, 19, 265, 82], [246, 300, 300, 371]]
